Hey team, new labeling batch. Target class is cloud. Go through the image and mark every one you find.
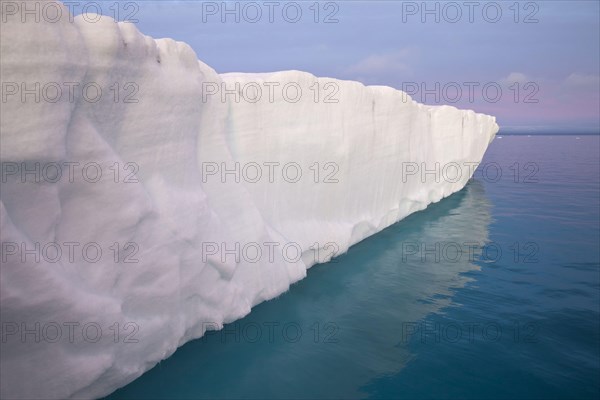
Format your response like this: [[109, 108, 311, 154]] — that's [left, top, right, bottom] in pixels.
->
[[501, 72, 529, 85], [344, 49, 414, 78], [564, 73, 600, 88]]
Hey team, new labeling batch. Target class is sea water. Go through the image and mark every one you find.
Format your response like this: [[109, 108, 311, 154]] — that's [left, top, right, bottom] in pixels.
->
[[106, 135, 600, 399]]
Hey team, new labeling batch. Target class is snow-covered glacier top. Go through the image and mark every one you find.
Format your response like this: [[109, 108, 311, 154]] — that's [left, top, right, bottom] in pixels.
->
[[0, 2, 498, 399]]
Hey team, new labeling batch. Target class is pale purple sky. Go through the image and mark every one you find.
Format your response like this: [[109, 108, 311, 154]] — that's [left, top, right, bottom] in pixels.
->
[[85, 1, 600, 133]]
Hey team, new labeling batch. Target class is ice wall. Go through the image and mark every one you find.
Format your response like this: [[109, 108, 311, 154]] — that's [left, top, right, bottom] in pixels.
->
[[0, 2, 498, 399]]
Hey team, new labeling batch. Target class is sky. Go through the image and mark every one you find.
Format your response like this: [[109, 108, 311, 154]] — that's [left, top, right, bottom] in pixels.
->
[[77, 1, 599, 133]]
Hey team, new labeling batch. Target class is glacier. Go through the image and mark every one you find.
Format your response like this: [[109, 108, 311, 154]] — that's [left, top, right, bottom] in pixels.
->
[[0, 2, 498, 399]]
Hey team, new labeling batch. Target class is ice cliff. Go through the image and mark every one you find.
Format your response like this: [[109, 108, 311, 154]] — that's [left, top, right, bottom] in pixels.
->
[[0, 2, 498, 399]]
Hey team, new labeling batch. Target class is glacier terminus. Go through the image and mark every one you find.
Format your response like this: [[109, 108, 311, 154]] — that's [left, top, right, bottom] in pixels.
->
[[0, 2, 499, 399]]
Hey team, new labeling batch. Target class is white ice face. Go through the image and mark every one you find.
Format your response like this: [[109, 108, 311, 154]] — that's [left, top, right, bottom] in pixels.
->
[[0, 2, 498, 399]]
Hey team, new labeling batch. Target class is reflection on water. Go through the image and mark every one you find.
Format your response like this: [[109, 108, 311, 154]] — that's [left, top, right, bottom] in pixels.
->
[[364, 136, 600, 399], [107, 137, 600, 399], [108, 181, 493, 399], [106, 136, 599, 399]]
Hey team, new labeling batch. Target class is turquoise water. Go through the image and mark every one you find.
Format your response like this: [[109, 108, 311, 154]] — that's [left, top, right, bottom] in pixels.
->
[[107, 136, 600, 399]]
